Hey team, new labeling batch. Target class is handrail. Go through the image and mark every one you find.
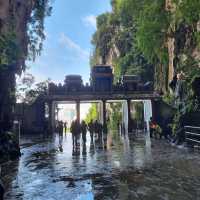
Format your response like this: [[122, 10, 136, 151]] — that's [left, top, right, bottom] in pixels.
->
[[186, 138, 200, 144], [185, 125, 200, 147], [185, 132, 200, 137], [184, 126, 200, 130]]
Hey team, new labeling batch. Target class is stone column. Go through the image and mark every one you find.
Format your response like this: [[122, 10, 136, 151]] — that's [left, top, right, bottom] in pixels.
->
[[99, 101, 103, 123], [51, 102, 56, 131], [150, 99, 156, 122], [122, 100, 128, 134], [48, 101, 53, 132], [48, 101, 56, 133], [76, 101, 80, 123], [40, 102, 46, 128], [127, 99, 132, 133], [143, 100, 153, 132], [102, 100, 107, 128]]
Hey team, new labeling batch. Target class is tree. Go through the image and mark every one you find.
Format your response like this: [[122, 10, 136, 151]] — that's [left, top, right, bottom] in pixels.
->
[[16, 73, 35, 103], [0, 0, 52, 132], [85, 104, 98, 124], [21, 79, 50, 104], [24, 79, 50, 104], [91, 0, 154, 83]]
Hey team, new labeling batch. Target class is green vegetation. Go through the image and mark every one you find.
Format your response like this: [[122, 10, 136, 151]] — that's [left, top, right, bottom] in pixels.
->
[[133, 102, 144, 125], [28, 0, 52, 61], [0, 1, 52, 133], [90, 0, 200, 130], [92, 0, 200, 88], [107, 103, 122, 130], [85, 104, 99, 124], [0, 0, 52, 71], [91, 0, 154, 83], [17, 73, 51, 104], [0, 33, 19, 66]]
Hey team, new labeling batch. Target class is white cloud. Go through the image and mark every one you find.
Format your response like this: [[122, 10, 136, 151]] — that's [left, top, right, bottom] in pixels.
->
[[82, 15, 96, 29], [59, 33, 89, 60]]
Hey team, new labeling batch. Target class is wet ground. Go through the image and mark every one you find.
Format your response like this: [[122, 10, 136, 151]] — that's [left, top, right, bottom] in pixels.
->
[[2, 131, 200, 200]]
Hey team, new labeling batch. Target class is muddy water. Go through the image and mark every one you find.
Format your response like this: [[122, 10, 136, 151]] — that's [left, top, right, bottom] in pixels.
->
[[2, 131, 200, 200]]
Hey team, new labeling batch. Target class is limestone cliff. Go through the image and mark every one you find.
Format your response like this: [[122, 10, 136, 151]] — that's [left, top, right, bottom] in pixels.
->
[[155, 0, 200, 93], [0, 0, 34, 70]]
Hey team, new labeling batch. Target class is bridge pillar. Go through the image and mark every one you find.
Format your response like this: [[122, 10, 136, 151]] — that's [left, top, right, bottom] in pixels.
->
[[143, 100, 153, 132], [48, 101, 56, 133], [122, 100, 128, 134], [48, 101, 52, 132], [127, 99, 132, 133], [150, 99, 156, 122], [52, 102, 56, 131], [76, 101, 80, 123], [102, 100, 107, 131]]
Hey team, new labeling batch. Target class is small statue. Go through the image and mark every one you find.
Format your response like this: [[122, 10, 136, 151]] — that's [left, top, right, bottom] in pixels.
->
[[175, 71, 187, 113]]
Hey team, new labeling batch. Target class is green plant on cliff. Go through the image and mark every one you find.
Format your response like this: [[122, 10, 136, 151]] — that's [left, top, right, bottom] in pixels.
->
[[91, 0, 170, 84], [28, 0, 52, 61], [136, 1, 170, 63], [0, 0, 52, 72], [0, 33, 19, 67], [91, 0, 170, 127]]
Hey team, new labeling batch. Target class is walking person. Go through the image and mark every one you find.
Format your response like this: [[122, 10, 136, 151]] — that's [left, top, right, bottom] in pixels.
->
[[175, 72, 187, 113], [58, 121, 63, 136], [70, 120, 76, 146], [71, 119, 81, 147], [149, 117, 155, 138], [97, 122, 103, 140], [94, 120, 99, 137], [81, 120, 87, 143], [88, 120, 94, 141], [64, 122, 67, 135]]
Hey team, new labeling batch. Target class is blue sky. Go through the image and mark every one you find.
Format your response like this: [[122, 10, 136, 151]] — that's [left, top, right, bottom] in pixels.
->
[[28, 0, 111, 84]]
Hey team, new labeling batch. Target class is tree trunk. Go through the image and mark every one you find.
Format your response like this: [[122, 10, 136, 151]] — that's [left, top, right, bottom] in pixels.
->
[[0, 67, 16, 132], [0, 0, 33, 132]]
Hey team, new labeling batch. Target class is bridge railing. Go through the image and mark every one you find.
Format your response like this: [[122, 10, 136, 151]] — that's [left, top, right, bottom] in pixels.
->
[[185, 126, 200, 147], [48, 89, 156, 96]]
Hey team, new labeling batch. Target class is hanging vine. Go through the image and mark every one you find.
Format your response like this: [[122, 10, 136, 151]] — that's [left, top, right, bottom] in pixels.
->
[[27, 0, 52, 62]]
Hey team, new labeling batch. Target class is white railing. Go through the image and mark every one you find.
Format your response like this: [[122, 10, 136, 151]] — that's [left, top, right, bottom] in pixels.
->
[[185, 126, 200, 146]]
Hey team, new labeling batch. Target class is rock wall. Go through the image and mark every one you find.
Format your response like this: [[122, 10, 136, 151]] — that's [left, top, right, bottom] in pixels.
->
[[0, 0, 34, 132], [154, 0, 200, 93], [0, 0, 34, 69]]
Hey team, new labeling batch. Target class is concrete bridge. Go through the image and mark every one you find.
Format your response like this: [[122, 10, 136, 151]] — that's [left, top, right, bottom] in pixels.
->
[[45, 90, 160, 133], [16, 65, 161, 134], [43, 65, 161, 133]]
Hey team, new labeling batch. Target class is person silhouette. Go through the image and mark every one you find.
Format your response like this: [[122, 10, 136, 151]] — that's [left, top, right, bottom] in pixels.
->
[[64, 122, 67, 135], [70, 119, 81, 147], [81, 120, 87, 143], [88, 120, 94, 141], [58, 121, 63, 136]]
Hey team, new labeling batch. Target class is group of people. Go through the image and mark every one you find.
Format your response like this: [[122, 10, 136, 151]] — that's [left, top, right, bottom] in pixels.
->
[[149, 116, 186, 145], [56, 121, 68, 135], [149, 117, 172, 141], [70, 119, 104, 147]]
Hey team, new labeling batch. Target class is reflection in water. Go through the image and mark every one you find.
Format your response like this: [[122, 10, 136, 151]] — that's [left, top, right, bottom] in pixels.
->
[[2, 131, 200, 200], [58, 135, 63, 152]]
